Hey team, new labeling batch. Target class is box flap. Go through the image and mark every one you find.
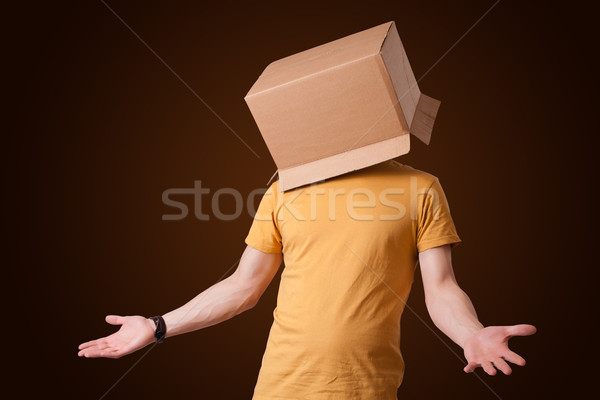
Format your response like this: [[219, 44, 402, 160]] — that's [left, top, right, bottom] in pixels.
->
[[410, 94, 440, 145], [379, 21, 421, 128], [379, 20, 441, 144]]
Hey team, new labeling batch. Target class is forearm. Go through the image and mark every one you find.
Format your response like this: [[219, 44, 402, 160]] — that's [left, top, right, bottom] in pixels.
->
[[425, 281, 484, 348], [162, 274, 257, 338]]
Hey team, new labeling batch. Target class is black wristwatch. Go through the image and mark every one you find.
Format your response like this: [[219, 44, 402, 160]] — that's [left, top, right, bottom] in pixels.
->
[[150, 315, 167, 343]]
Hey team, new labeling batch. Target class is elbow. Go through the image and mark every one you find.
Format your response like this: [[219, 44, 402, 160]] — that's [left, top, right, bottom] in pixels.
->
[[424, 293, 437, 310], [228, 273, 262, 311], [423, 280, 454, 307], [243, 292, 261, 310], [424, 280, 464, 308], [424, 282, 441, 306], [229, 271, 270, 312]]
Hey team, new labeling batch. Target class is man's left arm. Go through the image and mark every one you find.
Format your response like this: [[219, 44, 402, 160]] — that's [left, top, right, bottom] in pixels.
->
[[419, 244, 536, 376]]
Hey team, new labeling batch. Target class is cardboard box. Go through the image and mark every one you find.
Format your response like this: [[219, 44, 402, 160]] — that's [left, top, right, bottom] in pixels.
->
[[245, 21, 440, 191]]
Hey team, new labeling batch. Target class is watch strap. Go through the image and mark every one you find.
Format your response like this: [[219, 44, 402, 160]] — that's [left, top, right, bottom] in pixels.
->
[[150, 315, 167, 343]]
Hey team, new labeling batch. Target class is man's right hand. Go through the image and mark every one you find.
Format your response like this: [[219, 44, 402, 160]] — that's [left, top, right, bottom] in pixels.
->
[[78, 315, 156, 359], [77, 246, 282, 359]]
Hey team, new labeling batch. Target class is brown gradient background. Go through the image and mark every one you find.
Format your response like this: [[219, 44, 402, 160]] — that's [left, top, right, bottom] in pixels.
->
[[4, 1, 595, 398]]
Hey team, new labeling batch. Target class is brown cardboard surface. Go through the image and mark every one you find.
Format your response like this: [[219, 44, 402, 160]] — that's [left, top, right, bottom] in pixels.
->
[[410, 94, 441, 145], [246, 21, 440, 191], [379, 21, 421, 128], [246, 22, 391, 98], [278, 134, 410, 191]]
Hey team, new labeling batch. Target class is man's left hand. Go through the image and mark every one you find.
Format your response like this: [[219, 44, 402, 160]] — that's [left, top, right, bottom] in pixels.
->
[[463, 324, 537, 375]]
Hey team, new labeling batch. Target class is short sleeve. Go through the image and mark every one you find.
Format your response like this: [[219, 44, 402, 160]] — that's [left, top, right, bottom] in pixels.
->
[[245, 181, 283, 253], [416, 178, 462, 253]]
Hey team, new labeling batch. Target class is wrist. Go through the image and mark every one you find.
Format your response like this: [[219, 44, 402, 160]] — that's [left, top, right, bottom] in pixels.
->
[[459, 324, 484, 348], [149, 315, 167, 343], [146, 317, 157, 334]]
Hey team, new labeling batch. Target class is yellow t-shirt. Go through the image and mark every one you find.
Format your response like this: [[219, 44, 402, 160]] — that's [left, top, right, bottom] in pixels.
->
[[245, 160, 461, 400]]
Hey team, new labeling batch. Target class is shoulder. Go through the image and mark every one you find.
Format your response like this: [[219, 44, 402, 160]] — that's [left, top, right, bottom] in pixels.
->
[[268, 179, 280, 193], [384, 160, 439, 187], [263, 179, 282, 201]]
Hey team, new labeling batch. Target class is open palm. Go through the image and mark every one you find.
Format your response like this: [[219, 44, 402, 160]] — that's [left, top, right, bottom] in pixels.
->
[[78, 315, 156, 359], [463, 324, 537, 375]]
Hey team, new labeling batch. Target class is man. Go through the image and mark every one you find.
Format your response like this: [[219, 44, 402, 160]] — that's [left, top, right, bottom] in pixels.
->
[[78, 160, 536, 399]]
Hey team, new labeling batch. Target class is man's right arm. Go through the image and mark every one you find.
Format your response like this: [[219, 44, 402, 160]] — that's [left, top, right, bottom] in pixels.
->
[[77, 245, 282, 358]]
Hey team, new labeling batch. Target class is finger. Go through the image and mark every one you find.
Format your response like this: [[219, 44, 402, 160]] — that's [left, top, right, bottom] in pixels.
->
[[492, 358, 512, 375], [78, 341, 94, 350], [78, 342, 110, 357], [105, 315, 125, 325], [78, 338, 104, 350], [464, 362, 478, 373], [503, 350, 526, 366], [506, 324, 537, 337], [82, 347, 120, 359], [481, 361, 497, 376]]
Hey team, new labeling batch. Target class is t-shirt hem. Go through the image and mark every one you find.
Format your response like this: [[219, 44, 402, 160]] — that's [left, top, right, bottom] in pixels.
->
[[417, 235, 462, 253]]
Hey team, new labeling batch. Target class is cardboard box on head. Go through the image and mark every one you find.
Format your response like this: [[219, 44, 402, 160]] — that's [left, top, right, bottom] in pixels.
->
[[245, 21, 440, 192]]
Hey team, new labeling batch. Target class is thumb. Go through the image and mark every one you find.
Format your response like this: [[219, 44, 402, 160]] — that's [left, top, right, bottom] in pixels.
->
[[105, 315, 126, 325], [506, 324, 537, 337]]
